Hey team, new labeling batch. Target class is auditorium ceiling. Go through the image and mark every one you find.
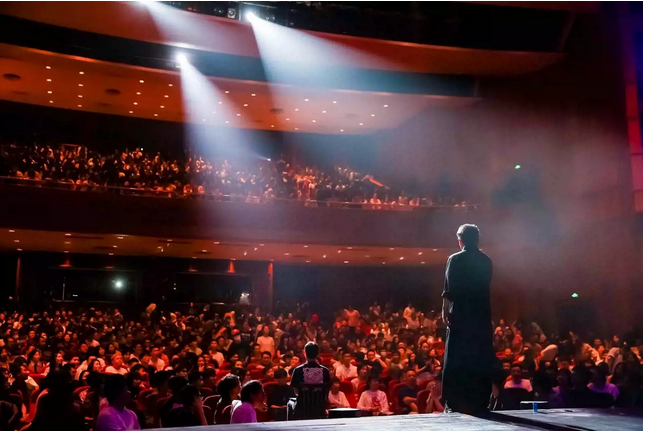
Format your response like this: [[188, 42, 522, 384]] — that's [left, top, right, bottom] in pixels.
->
[[0, 228, 451, 266], [0, 43, 476, 134]]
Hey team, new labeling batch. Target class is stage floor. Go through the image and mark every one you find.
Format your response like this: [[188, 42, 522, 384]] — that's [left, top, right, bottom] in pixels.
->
[[160, 409, 642, 431]]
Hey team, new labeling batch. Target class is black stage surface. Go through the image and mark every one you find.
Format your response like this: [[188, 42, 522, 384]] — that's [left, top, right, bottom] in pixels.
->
[[159, 409, 642, 431]]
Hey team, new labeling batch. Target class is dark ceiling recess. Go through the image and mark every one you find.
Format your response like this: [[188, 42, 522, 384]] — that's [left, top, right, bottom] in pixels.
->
[[105, 88, 121, 95], [3, 73, 21, 81]]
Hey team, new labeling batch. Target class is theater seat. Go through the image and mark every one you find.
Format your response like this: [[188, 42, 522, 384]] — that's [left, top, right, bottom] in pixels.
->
[[417, 389, 430, 413]]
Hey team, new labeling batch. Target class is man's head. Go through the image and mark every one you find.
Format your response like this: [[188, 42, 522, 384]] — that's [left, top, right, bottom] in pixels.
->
[[203, 367, 217, 388], [261, 351, 272, 365], [510, 365, 522, 382], [331, 377, 341, 393], [104, 374, 130, 409], [502, 361, 512, 374], [405, 369, 417, 387], [358, 364, 369, 380], [366, 350, 376, 362], [457, 224, 480, 248], [273, 367, 288, 386], [342, 350, 352, 366], [304, 341, 319, 361], [112, 354, 124, 369]]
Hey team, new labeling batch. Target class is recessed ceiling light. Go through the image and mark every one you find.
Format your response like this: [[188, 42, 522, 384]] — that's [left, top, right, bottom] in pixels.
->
[[202, 249, 207, 253], [78, 104, 82, 107], [254, 247, 258, 251], [225, 121, 229, 123], [259, 244, 265, 246], [218, 101, 223, 104], [383, 104, 388, 107], [109, 253, 114, 256], [382, 261, 386, 264], [303, 245, 308, 248], [47, 91, 52, 94], [304, 98, 309, 102], [112, 245, 118, 248], [8, 230, 15, 233], [306, 260, 311, 263], [433, 249, 438, 252], [64, 251, 69, 254], [294, 128, 299, 130], [79, 71, 84, 75], [243, 104, 248, 107], [46, 66, 51, 69], [294, 108, 299, 111], [323, 255, 327, 258], [337, 250, 342, 253], [251, 93, 256, 96], [271, 125, 275, 128], [285, 118, 290, 121], [344, 261, 349, 264], [168, 83, 173, 87], [129, 111, 133, 114], [284, 252, 290, 255], [154, 114, 158, 117], [371, 114, 376, 117], [78, 95, 83, 98], [243, 252, 248, 256], [421, 262, 426, 264], [389, 247, 394, 250], [17, 248, 22, 252], [214, 241, 220, 244], [49, 100, 53, 104], [160, 105, 165, 108], [13, 240, 19, 243], [65, 233, 72, 236], [400, 257, 405, 260], [340, 129, 344, 132], [167, 239, 173, 242], [133, 102, 138, 105], [312, 120, 316, 123], [136, 92, 140, 95], [347, 247, 352, 250], [164, 95, 169, 98], [333, 101, 337, 104], [192, 257, 197, 259], [79, 84, 84, 87], [322, 110, 327, 113], [359, 123, 363, 126], [202, 119, 206, 122], [224, 90, 229, 93], [237, 113, 241, 116], [418, 252, 423, 255], [139, 80, 144, 83], [365, 255, 370, 258], [46, 78, 51, 82], [117, 236, 124, 240]]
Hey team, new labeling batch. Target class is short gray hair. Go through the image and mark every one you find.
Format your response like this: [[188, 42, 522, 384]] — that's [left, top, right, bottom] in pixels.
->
[[457, 224, 480, 247]]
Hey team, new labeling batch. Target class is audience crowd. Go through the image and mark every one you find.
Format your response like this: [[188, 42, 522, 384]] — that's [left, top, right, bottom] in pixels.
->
[[0, 301, 641, 430], [0, 143, 473, 209]]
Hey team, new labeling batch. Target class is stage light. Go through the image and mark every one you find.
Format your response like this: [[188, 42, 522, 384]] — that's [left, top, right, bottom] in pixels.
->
[[267, 158, 271, 161], [515, 164, 522, 170], [176, 53, 188, 64], [246, 11, 256, 22], [114, 280, 124, 289]]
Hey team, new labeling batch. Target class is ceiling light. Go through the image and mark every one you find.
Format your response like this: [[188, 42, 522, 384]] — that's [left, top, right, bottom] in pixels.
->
[[323, 255, 327, 258], [154, 114, 158, 117], [306, 260, 311, 263], [160, 105, 165, 108], [294, 108, 299, 111], [347, 247, 352, 250], [400, 257, 404, 260], [371, 114, 376, 117], [78, 95, 82, 98], [359, 123, 363, 126], [304, 98, 309, 102], [202, 249, 207, 252], [383, 104, 388, 107], [13, 240, 19, 243], [244, 252, 248, 256], [418, 252, 423, 255], [382, 261, 386, 264], [109, 253, 114, 256], [340, 129, 344, 132], [218, 101, 223, 104], [237, 113, 241, 116], [333, 101, 337, 104], [112, 245, 117, 248], [344, 261, 349, 264], [192, 257, 197, 259], [77, 105, 82, 108], [17, 248, 22, 252], [64, 251, 69, 254], [133, 102, 138, 105], [117, 236, 124, 240], [322, 110, 327, 113], [312, 120, 316, 123], [214, 241, 220, 244], [421, 262, 426, 264], [243, 104, 248, 107], [129, 111, 133, 114], [46, 66, 51, 69], [167, 239, 173, 242], [8, 230, 15, 233], [295, 128, 299, 130], [259, 244, 265, 246], [46, 78, 51, 82], [225, 121, 229, 123], [285, 118, 290, 121], [303, 245, 308, 248], [139, 80, 144, 83], [251, 93, 256, 96], [284, 252, 290, 255], [254, 247, 257, 251], [168, 84, 173, 87], [136, 92, 140, 95], [65, 233, 71, 236], [164, 95, 169, 98], [49, 100, 53, 104], [224, 90, 229, 93], [47, 91, 52, 94], [79, 84, 83, 87], [337, 250, 341, 253], [79, 71, 84, 75], [271, 125, 275, 128], [433, 249, 438, 252]]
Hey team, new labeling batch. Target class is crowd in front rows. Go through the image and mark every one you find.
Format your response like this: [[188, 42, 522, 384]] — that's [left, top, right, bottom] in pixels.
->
[[0, 143, 473, 209], [0, 301, 641, 430]]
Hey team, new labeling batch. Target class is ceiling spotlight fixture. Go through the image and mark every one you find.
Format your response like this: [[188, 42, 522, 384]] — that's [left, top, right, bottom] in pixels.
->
[[164, 95, 169, 98], [218, 101, 223, 104], [133, 102, 138, 105], [323, 255, 327, 258], [344, 261, 349, 264], [46, 78, 51, 82], [236, 113, 241, 116], [389, 248, 394, 250], [294, 108, 299, 111], [340, 129, 344, 132], [77, 104, 82, 107], [332, 101, 337, 104], [17, 248, 22, 252], [421, 262, 426, 264], [400, 257, 405, 260], [79, 71, 84, 75], [271, 125, 275, 128], [13, 240, 19, 243], [168, 84, 173, 87], [8, 230, 15, 233], [304, 98, 309, 102], [139, 79, 144, 83], [225, 120, 229, 123], [383, 104, 388, 107], [337, 250, 342, 253], [160, 105, 165, 108], [243, 104, 248, 107], [129, 111, 133, 114], [322, 110, 326, 113], [254, 247, 258, 251], [154, 114, 158, 117], [47, 91, 52, 94], [284, 252, 290, 256], [359, 123, 364, 126], [136, 92, 140, 95], [312, 120, 316, 123], [46, 66, 51, 69], [117, 236, 124, 240], [251, 93, 256, 96], [224, 90, 230, 93], [371, 114, 376, 117], [285, 118, 290, 121], [294, 128, 299, 130], [418, 252, 423, 255], [109, 252, 114, 256], [79, 84, 84, 87], [49, 100, 53, 104], [78, 95, 83, 98]]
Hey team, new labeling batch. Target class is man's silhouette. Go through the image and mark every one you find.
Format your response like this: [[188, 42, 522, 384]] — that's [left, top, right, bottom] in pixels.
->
[[441, 224, 495, 414]]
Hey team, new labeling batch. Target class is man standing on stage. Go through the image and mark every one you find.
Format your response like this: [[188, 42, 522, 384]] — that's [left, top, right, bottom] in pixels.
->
[[441, 224, 495, 414]]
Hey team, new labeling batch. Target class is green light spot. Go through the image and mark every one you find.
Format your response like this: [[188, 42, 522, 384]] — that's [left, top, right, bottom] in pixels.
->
[[571, 293, 579, 298], [514, 164, 521, 170]]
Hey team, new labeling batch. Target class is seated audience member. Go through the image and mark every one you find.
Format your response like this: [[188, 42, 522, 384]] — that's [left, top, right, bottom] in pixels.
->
[[328, 377, 350, 409], [258, 351, 275, 375], [549, 368, 572, 408], [231, 380, 266, 424], [425, 375, 444, 413], [95, 374, 141, 431], [358, 375, 391, 415], [352, 364, 369, 393], [167, 385, 208, 427], [160, 375, 189, 427], [365, 350, 387, 376], [105, 354, 128, 375], [398, 369, 419, 414], [588, 363, 619, 402], [335, 350, 357, 381], [29, 370, 85, 431], [267, 368, 295, 421], [126, 371, 144, 401], [149, 346, 165, 372], [566, 365, 614, 408], [214, 374, 241, 425], [9, 362, 34, 403], [504, 365, 533, 392], [202, 368, 217, 394]]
